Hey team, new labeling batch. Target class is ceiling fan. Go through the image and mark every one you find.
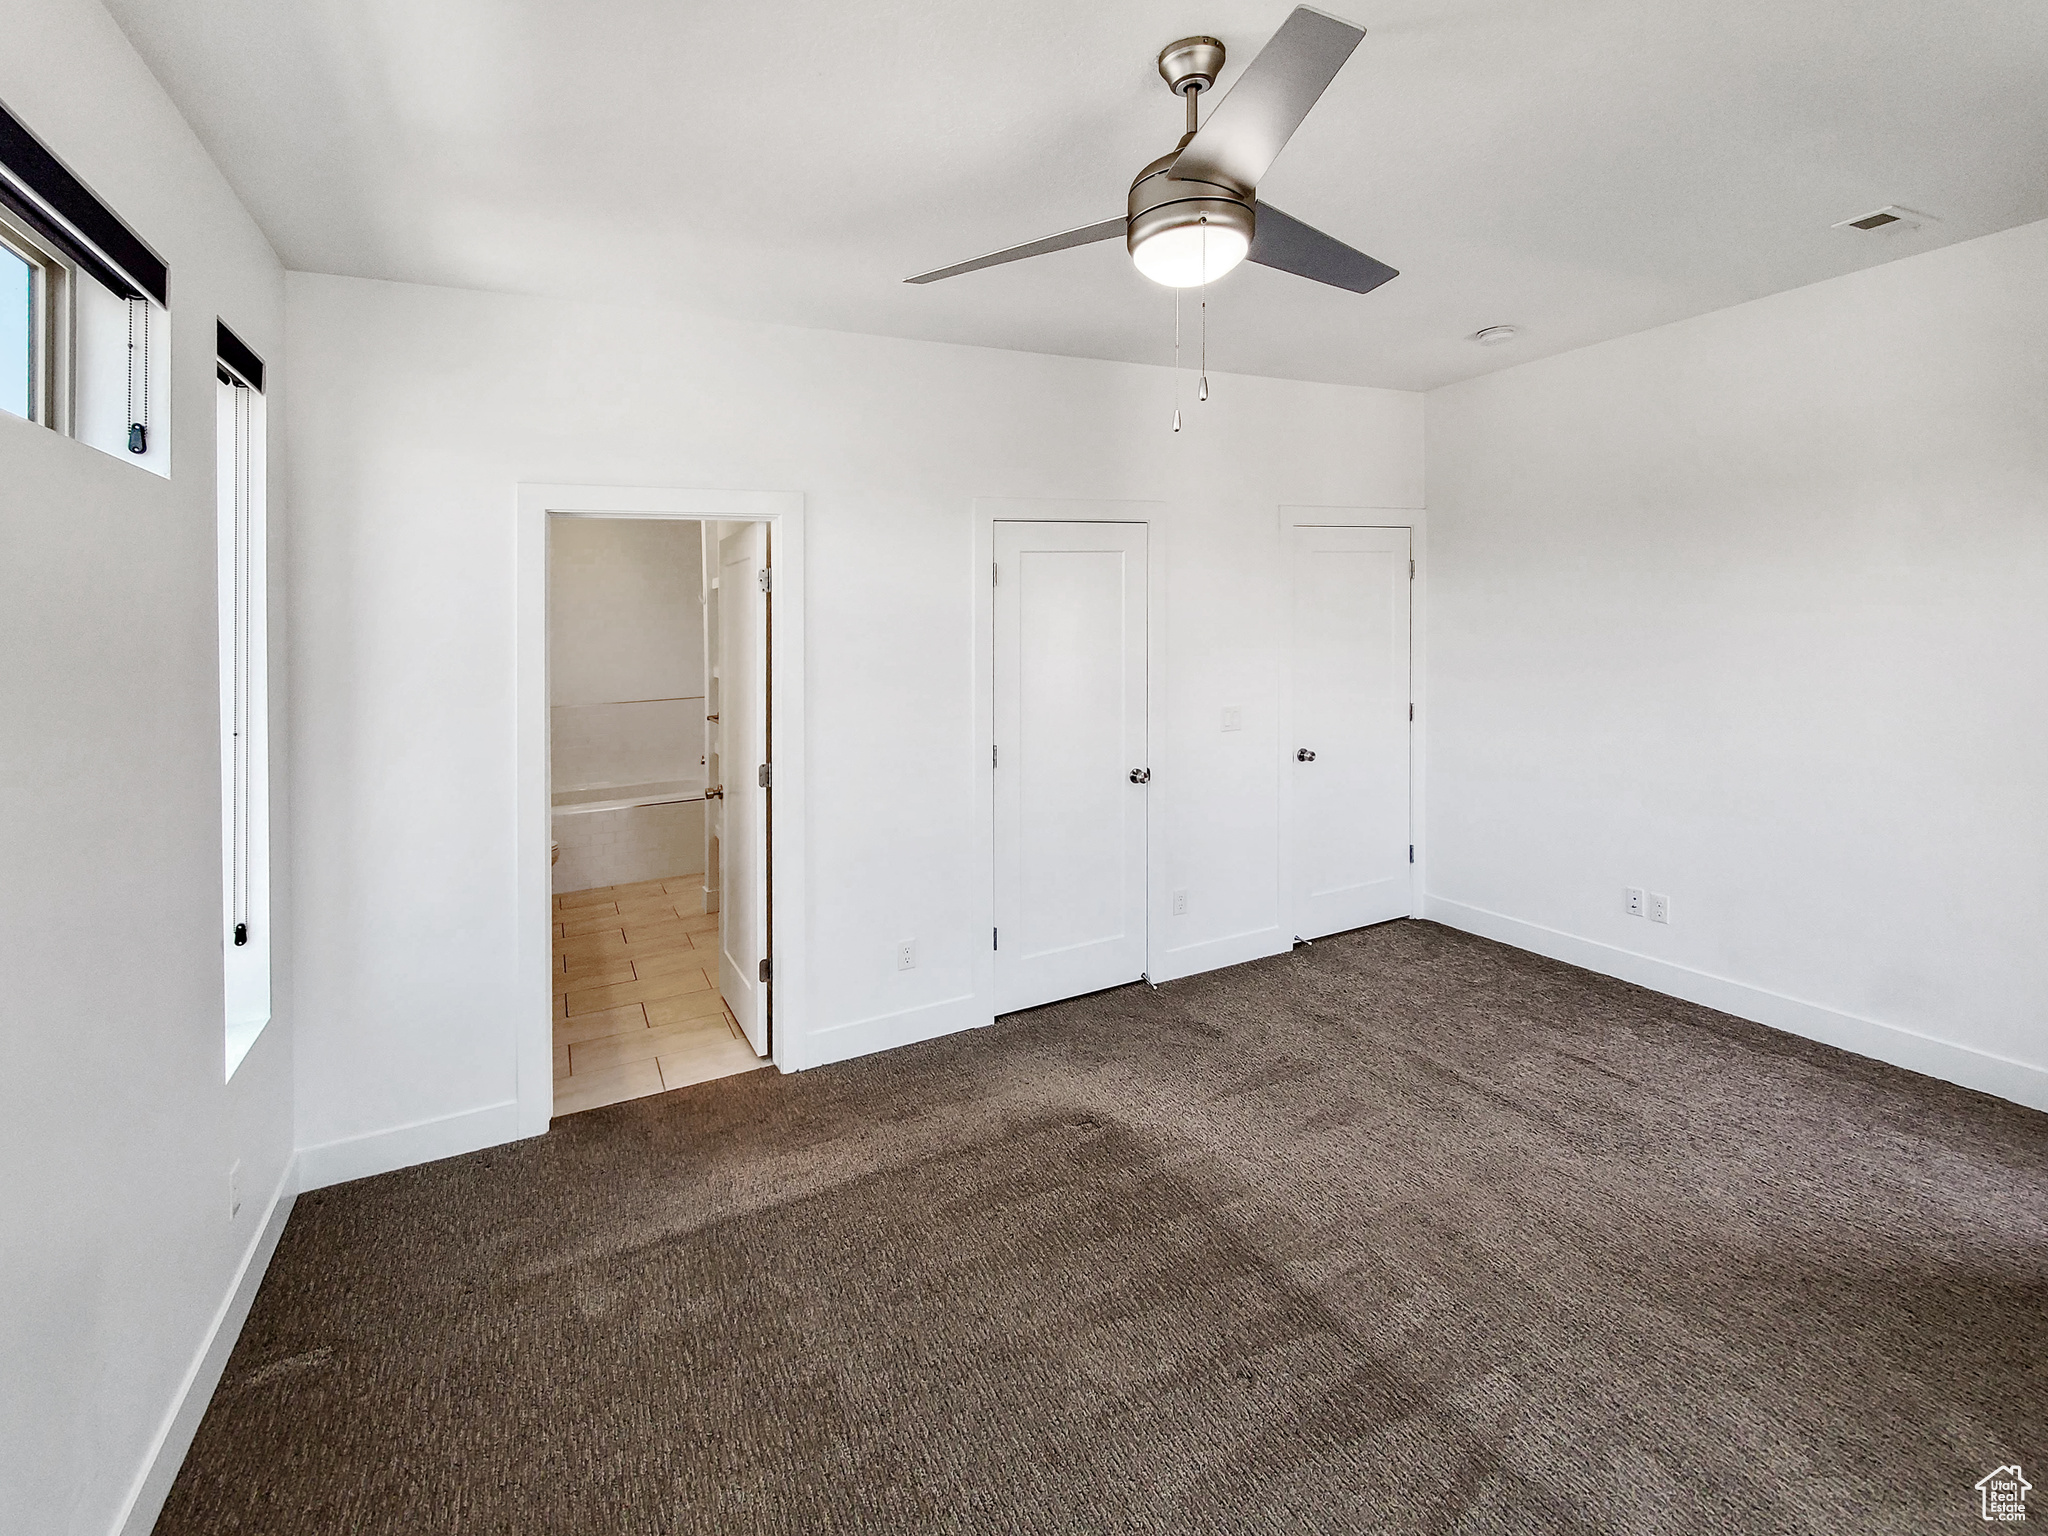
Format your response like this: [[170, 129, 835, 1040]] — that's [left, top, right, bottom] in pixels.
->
[[906, 5, 1397, 296]]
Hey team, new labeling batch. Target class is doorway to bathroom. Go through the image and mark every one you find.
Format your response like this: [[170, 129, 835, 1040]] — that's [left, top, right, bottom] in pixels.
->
[[516, 484, 805, 1129]]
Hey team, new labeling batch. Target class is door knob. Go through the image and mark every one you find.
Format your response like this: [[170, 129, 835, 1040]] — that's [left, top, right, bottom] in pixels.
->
[[1295, 749, 1316, 762], [1129, 767, 1151, 784]]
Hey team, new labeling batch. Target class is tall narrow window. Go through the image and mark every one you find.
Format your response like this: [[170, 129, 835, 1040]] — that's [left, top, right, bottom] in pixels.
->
[[217, 328, 269, 1077]]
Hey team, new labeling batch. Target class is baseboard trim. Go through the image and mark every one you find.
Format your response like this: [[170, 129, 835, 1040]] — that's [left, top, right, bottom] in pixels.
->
[[1425, 896, 2048, 1115], [1149, 924, 1292, 985], [798, 992, 990, 1071], [795, 926, 1302, 1069], [296, 1099, 526, 1192], [112, 1156, 297, 1536]]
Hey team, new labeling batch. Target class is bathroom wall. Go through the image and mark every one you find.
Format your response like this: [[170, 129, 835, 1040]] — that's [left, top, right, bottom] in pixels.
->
[[549, 515, 706, 791]]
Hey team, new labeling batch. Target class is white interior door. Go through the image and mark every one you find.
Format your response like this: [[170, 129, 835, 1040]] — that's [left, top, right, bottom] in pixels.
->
[[717, 522, 770, 1054], [993, 521, 1148, 1014], [1289, 525, 1412, 940]]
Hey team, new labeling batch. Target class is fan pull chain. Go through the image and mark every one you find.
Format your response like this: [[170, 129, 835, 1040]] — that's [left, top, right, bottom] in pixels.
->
[[1198, 218, 1211, 402], [1172, 286, 1182, 432]]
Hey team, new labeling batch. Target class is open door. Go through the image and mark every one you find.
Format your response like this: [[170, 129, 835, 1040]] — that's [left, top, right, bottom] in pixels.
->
[[717, 522, 771, 1055]]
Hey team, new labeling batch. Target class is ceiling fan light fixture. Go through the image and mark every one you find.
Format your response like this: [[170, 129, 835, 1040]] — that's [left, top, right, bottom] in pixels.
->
[[904, 8, 1399, 303], [1131, 220, 1251, 288], [1127, 154, 1256, 289]]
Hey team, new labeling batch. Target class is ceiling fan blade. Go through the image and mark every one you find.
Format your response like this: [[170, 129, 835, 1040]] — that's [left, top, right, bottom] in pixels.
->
[[1248, 202, 1397, 294], [1168, 7, 1364, 192], [904, 217, 1126, 284]]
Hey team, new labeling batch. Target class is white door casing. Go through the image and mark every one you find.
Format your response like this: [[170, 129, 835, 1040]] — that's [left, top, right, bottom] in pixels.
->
[[718, 522, 770, 1054], [993, 521, 1149, 1014], [1289, 525, 1413, 940], [519, 485, 802, 1140]]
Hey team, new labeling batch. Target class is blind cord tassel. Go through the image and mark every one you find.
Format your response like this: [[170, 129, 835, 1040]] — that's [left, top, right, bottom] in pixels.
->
[[125, 297, 149, 454]]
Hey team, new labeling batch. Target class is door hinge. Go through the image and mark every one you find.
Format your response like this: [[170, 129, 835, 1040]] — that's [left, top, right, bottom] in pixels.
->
[[759, 957, 772, 983], [1409, 844, 1415, 863], [1409, 702, 1414, 721], [993, 927, 999, 951], [992, 561, 998, 587], [758, 567, 772, 593], [1409, 558, 1415, 579], [992, 743, 998, 768], [758, 762, 772, 788]]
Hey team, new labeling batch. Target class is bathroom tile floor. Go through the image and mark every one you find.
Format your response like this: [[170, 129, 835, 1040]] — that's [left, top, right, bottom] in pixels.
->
[[552, 877, 766, 1117]]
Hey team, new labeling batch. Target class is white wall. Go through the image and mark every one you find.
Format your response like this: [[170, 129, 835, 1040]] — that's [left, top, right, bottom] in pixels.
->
[[1426, 217, 2048, 1110], [0, 0, 294, 1531], [549, 515, 703, 709], [286, 272, 1422, 1167], [549, 516, 704, 805]]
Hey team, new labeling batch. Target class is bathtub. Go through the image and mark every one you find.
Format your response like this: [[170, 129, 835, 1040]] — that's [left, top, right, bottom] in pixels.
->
[[551, 779, 707, 895], [549, 693, 710, 894], [553, 779, 701, 815]]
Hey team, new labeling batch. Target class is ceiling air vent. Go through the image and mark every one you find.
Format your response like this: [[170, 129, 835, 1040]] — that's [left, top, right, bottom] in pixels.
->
[[1832, 205, 1937, 233]]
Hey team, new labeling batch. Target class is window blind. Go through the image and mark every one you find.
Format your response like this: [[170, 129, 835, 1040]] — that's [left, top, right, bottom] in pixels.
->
[[216, 320, 265, 393], [0, 95, 167, 304]]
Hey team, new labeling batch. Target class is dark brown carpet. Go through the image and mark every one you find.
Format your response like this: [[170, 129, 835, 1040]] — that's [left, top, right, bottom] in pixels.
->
[[158, 921, 2048, 1535]]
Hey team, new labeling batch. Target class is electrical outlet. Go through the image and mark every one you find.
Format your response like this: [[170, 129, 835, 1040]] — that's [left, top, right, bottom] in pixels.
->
[[228, 1160, 243, 1222], [1171, 889, 1189, 916], [896, 940, 916, 971], [1221, 707, 1243, 732], [1648, 892, 1670, 924], [1625, 886, 1645, 917]]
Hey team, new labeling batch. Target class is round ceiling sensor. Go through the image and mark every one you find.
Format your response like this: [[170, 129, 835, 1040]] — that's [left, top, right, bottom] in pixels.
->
[[1472, 325, 1520, 346]]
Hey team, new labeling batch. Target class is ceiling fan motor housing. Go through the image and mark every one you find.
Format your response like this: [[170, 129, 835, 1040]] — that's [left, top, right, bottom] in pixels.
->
[[1127, 150, 1255, 260], [1157, 36, 1226, 95]]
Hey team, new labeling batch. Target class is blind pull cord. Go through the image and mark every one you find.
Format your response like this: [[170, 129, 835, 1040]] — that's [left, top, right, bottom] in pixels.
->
[[126, 297, 149, 453]]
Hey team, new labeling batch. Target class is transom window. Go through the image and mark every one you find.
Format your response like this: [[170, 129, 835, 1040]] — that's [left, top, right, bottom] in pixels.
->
[[0, 213, 64, 427], [1, 97, 169, 464], [0, 241, 28, 419]]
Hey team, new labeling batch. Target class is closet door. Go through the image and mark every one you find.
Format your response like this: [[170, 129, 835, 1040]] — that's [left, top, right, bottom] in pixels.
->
[[1288, 525, 1412, 939], [717, 522, 770, 1054], [993, 522, 1148, 1014]]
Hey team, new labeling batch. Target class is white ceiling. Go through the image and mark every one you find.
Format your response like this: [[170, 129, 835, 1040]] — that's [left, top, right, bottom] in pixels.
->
[[103, 0, 2048, 390]]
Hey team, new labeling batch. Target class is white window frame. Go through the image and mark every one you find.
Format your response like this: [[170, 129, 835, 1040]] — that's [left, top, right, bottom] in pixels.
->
[[0, 204, 72, 432], [218, 365, 271, 1078]]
